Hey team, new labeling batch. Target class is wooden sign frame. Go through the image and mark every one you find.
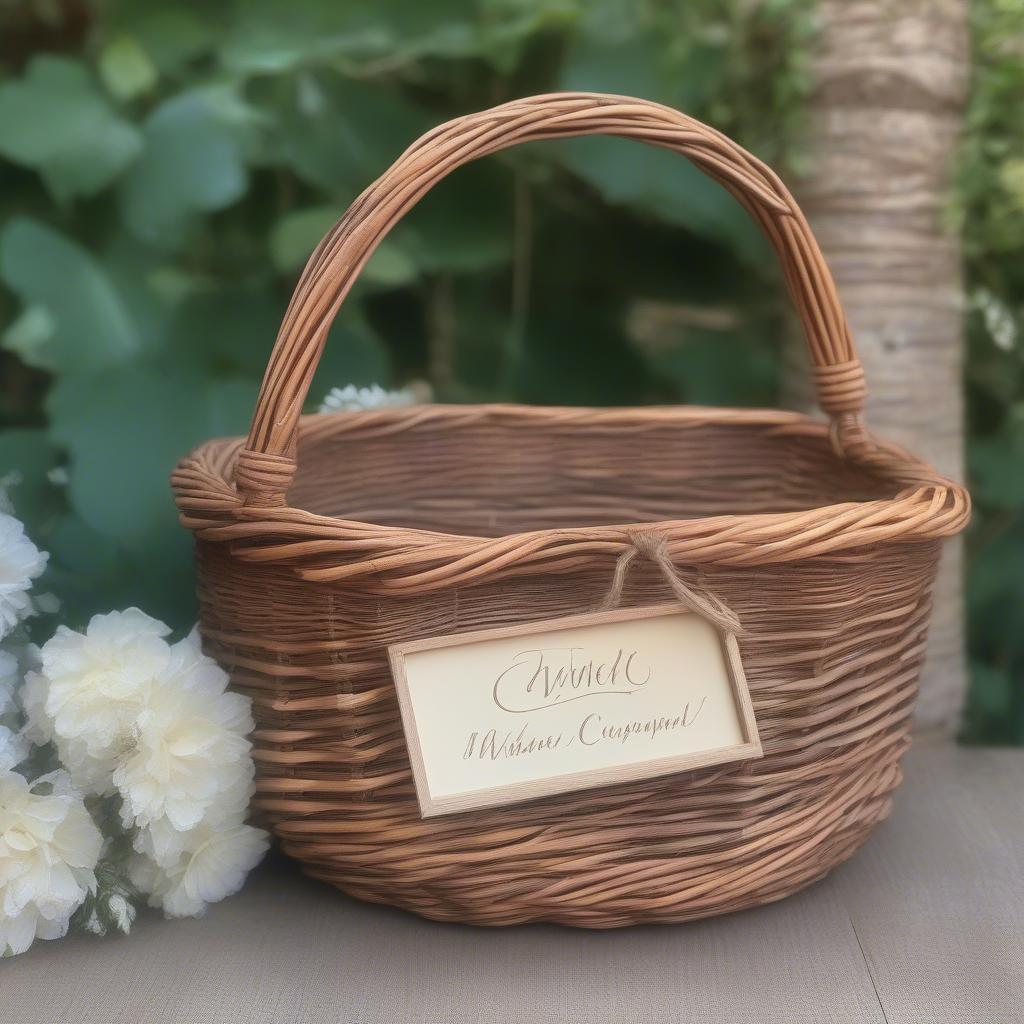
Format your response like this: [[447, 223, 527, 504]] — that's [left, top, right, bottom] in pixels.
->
[[388, 603, 762, 818]]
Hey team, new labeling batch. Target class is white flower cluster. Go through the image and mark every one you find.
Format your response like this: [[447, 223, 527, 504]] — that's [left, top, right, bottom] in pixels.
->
[[317, 382, 420, 414], [973, 286, 1018, 353], [0, 515, 103, 958], [22, 611, 268, 921], [0, 509, 267, 957]]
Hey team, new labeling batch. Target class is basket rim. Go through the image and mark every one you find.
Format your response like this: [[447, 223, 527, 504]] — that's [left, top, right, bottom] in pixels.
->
[[171, 403, 970, 593]]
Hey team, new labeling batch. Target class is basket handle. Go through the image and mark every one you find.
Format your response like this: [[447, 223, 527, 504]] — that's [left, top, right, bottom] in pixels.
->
[[236, 92, 869, 506]]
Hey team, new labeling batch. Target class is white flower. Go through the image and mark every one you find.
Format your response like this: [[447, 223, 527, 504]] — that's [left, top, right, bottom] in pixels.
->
[[0, 725, 29, 773], [134, 765, 255, 867], [0, 513, 47, 641], [126, 849, 160, 897], [130, 821, 268, 918], [18, 665, 51, 746], [31, 609, 172, 794], [113, 630, 254, 834], [318, 383, 418, 414], [107, 892, 135, 933], [0, 770, 102, 956]]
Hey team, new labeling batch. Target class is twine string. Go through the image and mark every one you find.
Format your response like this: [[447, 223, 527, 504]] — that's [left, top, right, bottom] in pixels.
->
[[600, 530, 743, 635]]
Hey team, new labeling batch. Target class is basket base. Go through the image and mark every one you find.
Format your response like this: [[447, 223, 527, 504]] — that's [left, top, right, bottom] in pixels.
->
[[281, 764, 897, 929]]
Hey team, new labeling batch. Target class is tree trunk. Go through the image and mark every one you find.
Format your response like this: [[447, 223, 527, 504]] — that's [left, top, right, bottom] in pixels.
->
[[787, 0, 971, 730]]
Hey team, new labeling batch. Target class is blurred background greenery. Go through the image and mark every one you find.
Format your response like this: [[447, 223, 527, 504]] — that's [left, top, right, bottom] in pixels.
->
[[0, 0, 1020, 742]]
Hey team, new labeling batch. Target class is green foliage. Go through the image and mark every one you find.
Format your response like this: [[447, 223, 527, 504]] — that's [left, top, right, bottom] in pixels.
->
[[1, 217, 139, 370], [0, 56, 142, 201], [957, 0, 1024, 745], [0, 0, 813, 633], [4, 1, 1017, 743], [118, 87, 250, 247]]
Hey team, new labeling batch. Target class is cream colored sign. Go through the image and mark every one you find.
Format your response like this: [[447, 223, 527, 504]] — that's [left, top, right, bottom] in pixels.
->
[[389, 604, 761, 818]]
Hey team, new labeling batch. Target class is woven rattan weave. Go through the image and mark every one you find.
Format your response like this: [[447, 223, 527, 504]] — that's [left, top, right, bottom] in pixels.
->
[[172, 93, 969, 927]]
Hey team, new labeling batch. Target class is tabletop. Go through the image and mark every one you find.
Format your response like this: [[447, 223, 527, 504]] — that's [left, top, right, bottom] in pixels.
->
[[3, 740, 1022, 1024]]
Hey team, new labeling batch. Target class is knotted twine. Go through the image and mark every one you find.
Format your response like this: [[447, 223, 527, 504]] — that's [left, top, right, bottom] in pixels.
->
[[599, 530, 743, 635]]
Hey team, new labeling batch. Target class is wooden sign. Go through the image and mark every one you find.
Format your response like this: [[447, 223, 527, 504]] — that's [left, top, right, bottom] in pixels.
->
[[389, 604, 761, 818]]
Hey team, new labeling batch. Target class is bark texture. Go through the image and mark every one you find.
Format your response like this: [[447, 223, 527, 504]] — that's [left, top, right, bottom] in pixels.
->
[[788, 0, 971, 729]]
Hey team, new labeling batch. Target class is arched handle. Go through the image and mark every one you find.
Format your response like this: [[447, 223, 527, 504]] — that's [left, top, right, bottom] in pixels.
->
[[237, 92, 869, 506]]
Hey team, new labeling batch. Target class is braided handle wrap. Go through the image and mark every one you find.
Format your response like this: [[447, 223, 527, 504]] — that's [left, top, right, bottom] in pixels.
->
[[236, 92, 868, 506]]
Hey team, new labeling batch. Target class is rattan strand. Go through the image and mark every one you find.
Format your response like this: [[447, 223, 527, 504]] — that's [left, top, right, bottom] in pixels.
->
[[171, 93, 969, 927]]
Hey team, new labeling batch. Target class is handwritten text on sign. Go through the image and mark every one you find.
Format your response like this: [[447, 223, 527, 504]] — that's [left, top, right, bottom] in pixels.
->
[[389, 604, 761, 817]]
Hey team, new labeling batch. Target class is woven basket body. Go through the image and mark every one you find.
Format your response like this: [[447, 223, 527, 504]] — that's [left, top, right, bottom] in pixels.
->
[[172, 94, 969, 928]]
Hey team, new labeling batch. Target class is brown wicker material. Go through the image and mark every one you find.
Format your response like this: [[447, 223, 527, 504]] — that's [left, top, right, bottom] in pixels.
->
[[171, 94, 969, 928]]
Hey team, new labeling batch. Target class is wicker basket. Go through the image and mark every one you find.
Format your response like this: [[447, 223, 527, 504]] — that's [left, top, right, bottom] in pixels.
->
[[172, 93, 969, 928]]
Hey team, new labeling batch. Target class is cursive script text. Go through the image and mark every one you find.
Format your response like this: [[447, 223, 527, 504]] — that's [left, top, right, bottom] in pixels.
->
[[492, 646, 652, 713]]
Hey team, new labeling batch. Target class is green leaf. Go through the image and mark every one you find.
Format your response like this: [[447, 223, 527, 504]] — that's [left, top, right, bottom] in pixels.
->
[[268, 206, 338, 272], [967, 661, 1013, 719], [98, 34, 159, 101], [556, 16, 766, 261], [960, 659, 1021, 746], [272, 75, 430, 195], [560, 12, 731, 112], [363, 239, 419, 287], [399, 161, 514, 273], [474, 0, 580, 73], [560, 26, 661, 98], [47, 362, 258, 549], [117, 6, 216, 76], [44, 512, 198, 631], [555, 136, 764, 261], [118, 90, 248, 248], [219, 0, 384, 74], [0, 218, 140, 372], [219, 0, 481, 74], [166, 284, 285, 377], [970, 406, 1024, 508], [0, 56, 143, 201], [271, 205, 418, 284], [968, 528, 1024, 616], [2, 305, 57, 371]]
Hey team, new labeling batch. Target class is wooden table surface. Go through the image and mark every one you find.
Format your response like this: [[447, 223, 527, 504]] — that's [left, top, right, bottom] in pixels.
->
[[3, 740, 1022, 1024]]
